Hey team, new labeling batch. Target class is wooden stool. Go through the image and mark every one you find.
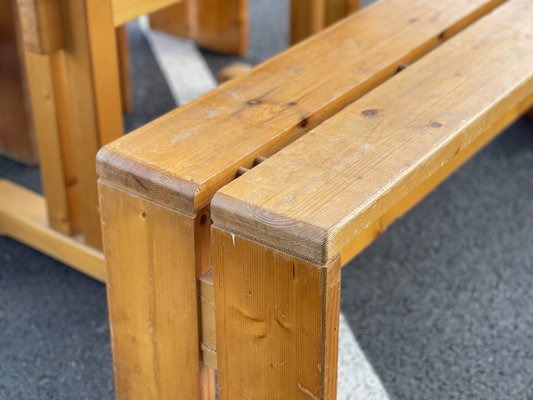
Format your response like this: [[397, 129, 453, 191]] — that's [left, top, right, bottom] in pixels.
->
[[96, 0, 525, 398]]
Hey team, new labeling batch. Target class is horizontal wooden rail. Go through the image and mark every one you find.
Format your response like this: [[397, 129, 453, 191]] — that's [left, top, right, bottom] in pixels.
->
[[0, 179, 217, 368], [99, 0, 505, 213], [0, 180, 105, 281], [112, 0, 182, 26]]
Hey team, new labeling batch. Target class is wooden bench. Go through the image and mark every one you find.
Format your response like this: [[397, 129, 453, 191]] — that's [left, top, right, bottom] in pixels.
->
[[95, 0, 525, 398], [211, 1, 533, 397]]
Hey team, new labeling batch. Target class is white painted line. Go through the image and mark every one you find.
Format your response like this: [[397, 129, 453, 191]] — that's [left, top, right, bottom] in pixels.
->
[[139, 16, 217, 106], [338, 313, 390, 399]]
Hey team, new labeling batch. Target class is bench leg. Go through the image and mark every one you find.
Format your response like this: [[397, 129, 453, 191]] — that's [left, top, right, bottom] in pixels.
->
[[291, 0, 360, 44], [99, 182, 209, 400], [150, 0, 248, 55], [213, 227, 341, 399]]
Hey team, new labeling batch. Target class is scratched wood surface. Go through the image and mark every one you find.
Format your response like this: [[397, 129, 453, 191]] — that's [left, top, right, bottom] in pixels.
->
[[98, 0, 504, 217], [213, 228, 341, 399], [212, 0, 533, 266]]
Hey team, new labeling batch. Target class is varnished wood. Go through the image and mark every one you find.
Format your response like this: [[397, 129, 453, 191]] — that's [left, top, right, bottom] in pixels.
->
[[149, 0, 197, 39], [0, 180, 105, 281], [61, 0, 123, 248], [218, 62, 252, 83], [212, 0, 533, 266], [0, 0, 37, 164], [291, 0, 361, 44], [212, 228, 341, 399], [98, 0, 504, 217], [112, 0, 181, 27], [199, 269, 216, 367], [99, 181, 204, 400], [290, 0, 325, 45], [195, 0, 248, 55], [116, 25, 132, 115], [325, 0, 360, 26], [17, 0, 64, 53], [23, 50, 78, 235]]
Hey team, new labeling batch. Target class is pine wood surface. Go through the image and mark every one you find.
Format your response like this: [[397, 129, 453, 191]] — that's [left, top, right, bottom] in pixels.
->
[[213, 228, 341, 399], [212, 0, 533, 265], [98, 0, 503, 217]]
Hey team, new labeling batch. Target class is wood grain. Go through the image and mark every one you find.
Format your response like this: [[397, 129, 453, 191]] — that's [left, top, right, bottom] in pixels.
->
[[112, 0, 181, 27], [61, 0, 123, 248], [212, 0, 533, 265], [195, 0, 248, 55], [23, 50, 77, 234], [99, 181, 203, 400], [17, 0, 64, 53], [0, 0, 37, 164], [213, 227, 341, 399], [149, 0, 197, 39], [0, 180, 105, 281], [291, 0, 362, 44], [98, 0, 504, 217], [116, 25, 132, 115], [290, 0, 325, 44]]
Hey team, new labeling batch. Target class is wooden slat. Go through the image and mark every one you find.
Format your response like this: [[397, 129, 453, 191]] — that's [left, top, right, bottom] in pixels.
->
[[290, 0, 325, 44], [99, 181, 205, 400], [195, 0, 248, 55], [212, 0, 533, 266], [116, 26, 132, 114], [0, 180, 105, 281], [213, 228, 341, 400], [112, 0, 180, 27], [0, 0, 37, 164], [98, 0, 505, 218], [149, 0, 197, 39], [17, 0, 64, 54], [148, 0, 247, 55], [291, 0, 361, 45], [23, 50, 76, 235], [61, 0, 123, 248], [325, 0, 360, 26]]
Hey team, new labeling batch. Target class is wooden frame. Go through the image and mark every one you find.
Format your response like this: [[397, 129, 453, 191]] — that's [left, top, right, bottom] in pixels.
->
[[211, 1, 532, 397], [97, 0, 510, 398], [2, 0, 250, 397]]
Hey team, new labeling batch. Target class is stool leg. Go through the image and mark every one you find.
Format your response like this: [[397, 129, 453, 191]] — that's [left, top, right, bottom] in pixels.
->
[[99, 182, 206, 400], [213, 227, 341, 399]]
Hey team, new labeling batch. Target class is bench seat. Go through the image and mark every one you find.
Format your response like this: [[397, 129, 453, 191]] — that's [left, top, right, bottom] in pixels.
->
[[211, 1, 533, 398]]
